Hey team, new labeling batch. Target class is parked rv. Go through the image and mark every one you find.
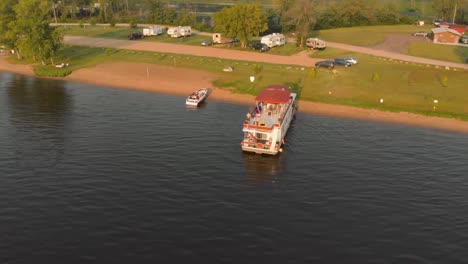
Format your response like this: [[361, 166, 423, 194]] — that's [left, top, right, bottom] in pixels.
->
[[167, 26, 192, 38], [143, 26, 163, 36], [306, 38, 326, 49], [260, 33, 286, 48], [212, 33, 233, 44]]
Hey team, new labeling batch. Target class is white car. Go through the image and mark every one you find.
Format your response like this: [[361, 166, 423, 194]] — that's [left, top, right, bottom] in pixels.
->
[[412, 31, 428, 37], [343, 57, 358, 64]]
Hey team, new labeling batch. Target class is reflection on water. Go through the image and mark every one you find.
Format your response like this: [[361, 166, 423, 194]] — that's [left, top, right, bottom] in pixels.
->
[[242, 152, 283, 184], [4, 74, 71, 169], [7, 75, 70, 127], [185, 101, 208, 110]]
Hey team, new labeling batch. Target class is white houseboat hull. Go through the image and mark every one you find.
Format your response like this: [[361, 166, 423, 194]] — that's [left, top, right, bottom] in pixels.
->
[[241, 85, 297, 155]]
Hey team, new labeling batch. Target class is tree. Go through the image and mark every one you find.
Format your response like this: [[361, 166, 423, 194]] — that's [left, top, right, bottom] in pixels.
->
[[283, 0, 319, 47], [10, 0, 63, 65], [0, 0, 18, 49], [272, 0, 294, 31], [145, 0, 177, 24], [433, 0, 468, 23], [175, 8, 197, 26], [213, 3, 268, 48], [339, 0, 374, 26]]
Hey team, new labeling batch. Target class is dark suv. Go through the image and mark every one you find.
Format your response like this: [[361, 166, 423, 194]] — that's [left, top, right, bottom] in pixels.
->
[[460, 36, 468, 44], [334, 58, 352, 67], [315, 60, 335, 69], [253, 43, 269, 52], [128, 32, 143, 40]]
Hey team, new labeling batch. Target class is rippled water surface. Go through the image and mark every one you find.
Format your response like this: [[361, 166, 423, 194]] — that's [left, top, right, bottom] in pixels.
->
[[1, 72, 468, 264]]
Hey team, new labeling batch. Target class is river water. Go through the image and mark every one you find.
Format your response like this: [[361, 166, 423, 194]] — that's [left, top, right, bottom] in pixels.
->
[[1, 71, 467, 264]]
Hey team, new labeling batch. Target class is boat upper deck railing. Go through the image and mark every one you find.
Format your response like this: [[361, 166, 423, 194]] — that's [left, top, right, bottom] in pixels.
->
[[243, 95, 295, 130]]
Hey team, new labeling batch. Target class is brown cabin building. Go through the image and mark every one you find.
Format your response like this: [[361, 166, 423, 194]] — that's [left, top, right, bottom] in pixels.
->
[[431, 27, 462, 44]]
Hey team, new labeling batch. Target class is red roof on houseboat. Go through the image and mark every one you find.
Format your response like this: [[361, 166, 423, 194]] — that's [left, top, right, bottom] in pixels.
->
[[255, 85, 291, 104]]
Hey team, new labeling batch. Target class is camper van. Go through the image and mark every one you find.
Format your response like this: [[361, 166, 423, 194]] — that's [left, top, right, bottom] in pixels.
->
[[306, 38, 326, 49], [212, 33, 233, 44], [167, 26, 192, 38], [260, 33, 286, 48], [143, 26, 163, 36]]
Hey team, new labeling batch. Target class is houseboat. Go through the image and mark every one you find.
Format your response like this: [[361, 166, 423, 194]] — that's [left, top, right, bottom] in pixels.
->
[[241, 85, 297, 155]]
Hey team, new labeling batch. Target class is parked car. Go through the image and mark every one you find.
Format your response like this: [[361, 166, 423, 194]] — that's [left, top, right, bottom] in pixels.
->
[[343, 57, 359, 64], [460, 36, 468, 44], [434, 19, 449, 26], [253, 43, 269, 52], [412, 31, 428, 37], [201, 40, 213, 46], [315, 60, 335, 69], [334, 58, 352, 67], [128, 32, 143, 40]]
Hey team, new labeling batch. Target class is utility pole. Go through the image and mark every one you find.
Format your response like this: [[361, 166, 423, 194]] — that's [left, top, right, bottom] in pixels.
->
[[52, 1, 58, 24], [452, 2, 457, 24]]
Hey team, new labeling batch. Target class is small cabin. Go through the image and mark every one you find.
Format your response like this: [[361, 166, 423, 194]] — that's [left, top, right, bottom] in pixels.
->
[[431, 27, 462, 44]]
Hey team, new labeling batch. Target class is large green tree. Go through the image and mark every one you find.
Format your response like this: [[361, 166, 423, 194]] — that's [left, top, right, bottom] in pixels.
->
[[213, 3, 268, 48], [283, 0, 319, 46], [433, 0, 468, 23], [272, 0, 294, 31], [0, 0, 17, 49], [145, 0, 177, 24], [10, 0, 63, 64]]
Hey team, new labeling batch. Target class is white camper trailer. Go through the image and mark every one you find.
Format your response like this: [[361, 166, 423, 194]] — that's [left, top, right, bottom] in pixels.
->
[[305, 38, 326, 49], [167, 26, 192, 38], [212, 33, 233, 44], [260, 33, 286, 48], [143, 26, 163, 36]]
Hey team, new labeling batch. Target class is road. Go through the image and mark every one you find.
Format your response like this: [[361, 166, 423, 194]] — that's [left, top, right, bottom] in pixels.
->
[[64, 36, 320, 67], [63, 34, 468, 70], [326, 41, 468, 70]]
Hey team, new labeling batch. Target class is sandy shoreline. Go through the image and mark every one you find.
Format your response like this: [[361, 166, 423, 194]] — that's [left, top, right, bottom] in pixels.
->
[[1, 56, 468, 134]]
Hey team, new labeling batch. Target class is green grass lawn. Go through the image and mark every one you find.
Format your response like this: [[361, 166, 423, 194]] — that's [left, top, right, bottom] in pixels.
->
[[307, 47, 468, 119], [13, 44, 467, 120], [312, 24, 434, 46], [62, 25, 306, 56], [408, 42, 468, 63]]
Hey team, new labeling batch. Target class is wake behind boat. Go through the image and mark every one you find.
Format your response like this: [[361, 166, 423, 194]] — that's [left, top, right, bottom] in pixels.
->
[[241, 85, 297, 155], [186, 88, 208, 106]]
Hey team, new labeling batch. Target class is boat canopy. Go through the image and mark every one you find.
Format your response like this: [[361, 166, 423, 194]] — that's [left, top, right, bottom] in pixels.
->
[[255, 85, 291, 104]]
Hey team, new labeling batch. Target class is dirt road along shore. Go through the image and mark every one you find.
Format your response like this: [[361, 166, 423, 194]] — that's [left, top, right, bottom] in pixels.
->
[[64, 36, 320, 67]]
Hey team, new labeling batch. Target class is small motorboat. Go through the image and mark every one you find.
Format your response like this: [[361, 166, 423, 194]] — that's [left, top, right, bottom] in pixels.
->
[[186, 88, 208, 106]]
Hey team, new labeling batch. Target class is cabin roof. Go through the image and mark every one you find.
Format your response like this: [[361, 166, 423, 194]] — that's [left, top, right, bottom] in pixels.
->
[[432, 27, 462, 36], [255, 85, 291, 104]]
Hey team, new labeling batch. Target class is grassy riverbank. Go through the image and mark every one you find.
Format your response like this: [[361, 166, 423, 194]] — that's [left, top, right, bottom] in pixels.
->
[[313, 25, 434, 46], [63, 24, 468, 63], [8, 44, 468, 120]]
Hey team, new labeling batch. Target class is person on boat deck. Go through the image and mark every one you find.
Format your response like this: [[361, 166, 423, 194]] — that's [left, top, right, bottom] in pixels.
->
[[255, 104, 262, 114]]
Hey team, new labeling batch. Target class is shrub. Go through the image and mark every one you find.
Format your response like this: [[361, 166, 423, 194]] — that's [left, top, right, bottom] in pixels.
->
[[34, 66, 72, 77], [89, 17, 97, 26], [129, 19, 138, 29], [372, 72, 380, 82], [309, 68, 317, 77], [442, 76, 448, 87]]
